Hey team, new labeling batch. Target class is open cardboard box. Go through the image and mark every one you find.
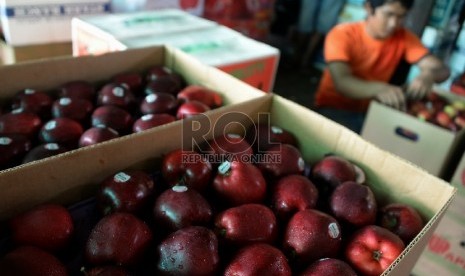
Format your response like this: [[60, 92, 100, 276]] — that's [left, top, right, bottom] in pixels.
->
[[0, 45, 265, 172], [361, 89, 465, 180], [0, 89, 456, 274]]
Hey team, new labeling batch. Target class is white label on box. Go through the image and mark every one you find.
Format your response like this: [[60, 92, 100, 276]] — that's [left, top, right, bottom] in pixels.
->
[[1, 0, 111, 45]]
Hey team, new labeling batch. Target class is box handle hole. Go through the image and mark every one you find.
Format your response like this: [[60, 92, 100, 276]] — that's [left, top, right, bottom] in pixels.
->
[[395, 127, 419, 142]]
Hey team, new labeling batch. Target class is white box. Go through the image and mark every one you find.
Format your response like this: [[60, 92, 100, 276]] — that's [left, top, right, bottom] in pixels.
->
[[0, 0, 111, 46]]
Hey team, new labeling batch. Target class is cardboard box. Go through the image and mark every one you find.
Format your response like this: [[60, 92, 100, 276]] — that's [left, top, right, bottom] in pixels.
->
[[361, 91, 465, 179], [0, 39, 71, 64], [0, 0, 111, 46], [0, 46, 457, 275], [72, 10, 279, 92]]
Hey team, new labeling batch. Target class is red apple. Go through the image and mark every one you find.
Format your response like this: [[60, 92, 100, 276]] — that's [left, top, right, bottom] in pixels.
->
[[9, 204, 74, 252], [208, 133, 254, 164], [271, 174, 318, 221], [301, 258, 357, 276], [0, 111, 42, 138], [345, 225, 405, 276], [112, 72, 144, 95], [22, 143, 68, 164], [283, 209, 342, 266], [224, 243, 291, 276], [454, 114, 465, 129], [153, 185, 212, 231], [79, 125, 119, 147], [257, 144, 305, 177], [140, 92, 178, 115], [416, 109, 434, 121], [379, 203, 424, 245], [11, 88, 53, 119], [162, 149, 212, 191], [145, 65, 172, 82], [91, 105, 133, 134], [97, 170, 155, 215], [180, 0, 200, 9], [145, 75, 183, 96], [176, 100, 211, 120], [157, 226, 219, 275], [311, 155, 356, 190], [59, 80, 96, 101], [435, 111, 452, 128], [213, 160, 267, 206], [0, 134, 32, 169], [215, 203, 278, 246], [246, 123, 298, 152], [39, 118, 84, 148], [0, 246, 68, 276], [177, 85, 223, 108], [85, 212, 153, 266], [51, 97, 93, 123], [330, 181, 377, 227], [132, 113, 176, 133], [96, 83, 135, 109]]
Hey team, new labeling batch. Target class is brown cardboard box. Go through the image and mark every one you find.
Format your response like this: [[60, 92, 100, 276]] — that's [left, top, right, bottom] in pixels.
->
[[361, 90, 465, 179], [0, 46, 456, 275], [0, 40, 72, 65]]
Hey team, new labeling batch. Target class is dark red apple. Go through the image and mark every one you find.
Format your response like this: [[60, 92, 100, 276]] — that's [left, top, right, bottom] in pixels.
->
[[180, 0, 200, 9], [330, 181, 377, 227], [112, 72, 144, 95], [51, 97, 93, 123], [213, 160, 266, 206], [176, 100, 210, 120], [177, 85, 223, 108], [11, 88, 53, 118], [224, 243, 291, 276], [162, 149, 212, 191], [344, 225, 405, 276], [9, 204, 74, 252], [271, 174, 318, 221], [157, 226, 219, 275], [85, 212, 153, 266], [39, 118, 84, 148], [79, 125, 119, 147], [0, 111, 42, 138], [145, 75, 183, 96], [96, 83, 135, 109], [132, 113, 176, 133], [91, 105, 133, 134], [0, 246, 68, 276], [59, 80, 96, 101], [257, 143, 305, 177], [435, 111, 452, 128], [145, 65, 172, 82], [283, 209, 342, 265], [140, 92, 178, 114], [0, 134, 32, 169], [97, 170, 155, 215], [379, 203, 424, 245], [208, 133, 254, 164], [215, 203, 278, 246], [153, 185, 212, 231], [311, 155, 356, 190], [22, 143, 68, 164], [301, 258, 357, 276], [246, 123, 298, 152]]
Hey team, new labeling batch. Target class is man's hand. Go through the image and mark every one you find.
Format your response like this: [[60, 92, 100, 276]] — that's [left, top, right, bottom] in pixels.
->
[[406, 74, 434, 100], [374, 84, 406, 111]]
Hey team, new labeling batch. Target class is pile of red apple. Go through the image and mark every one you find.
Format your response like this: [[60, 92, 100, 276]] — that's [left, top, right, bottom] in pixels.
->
[[407, 91, 465, 132], [0, 66, 223, 170], [0, 124, 426, 275]]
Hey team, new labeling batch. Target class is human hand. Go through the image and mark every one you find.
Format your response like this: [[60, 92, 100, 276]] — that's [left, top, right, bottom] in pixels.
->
[[406, 75, 434, 100], [374, 84, 406, 111]]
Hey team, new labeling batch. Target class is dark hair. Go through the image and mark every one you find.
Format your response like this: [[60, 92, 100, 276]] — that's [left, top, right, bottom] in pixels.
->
[[367, 0, 414, 10]]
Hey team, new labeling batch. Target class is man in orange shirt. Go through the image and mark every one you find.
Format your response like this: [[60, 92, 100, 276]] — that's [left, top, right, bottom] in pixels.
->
[[314, 0, 450, 133]]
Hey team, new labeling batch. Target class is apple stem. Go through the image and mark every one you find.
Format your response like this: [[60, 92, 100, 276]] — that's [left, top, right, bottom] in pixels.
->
[[373, 250, 382, 261], [385, 214, 398, 230]]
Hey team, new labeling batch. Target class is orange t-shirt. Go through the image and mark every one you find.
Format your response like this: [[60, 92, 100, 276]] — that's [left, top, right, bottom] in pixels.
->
[[314, 21, 429, 112]]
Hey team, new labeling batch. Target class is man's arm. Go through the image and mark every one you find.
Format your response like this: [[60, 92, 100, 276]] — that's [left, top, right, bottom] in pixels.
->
[[406, 54, 450, 99], [328, 61, 407, 110]]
